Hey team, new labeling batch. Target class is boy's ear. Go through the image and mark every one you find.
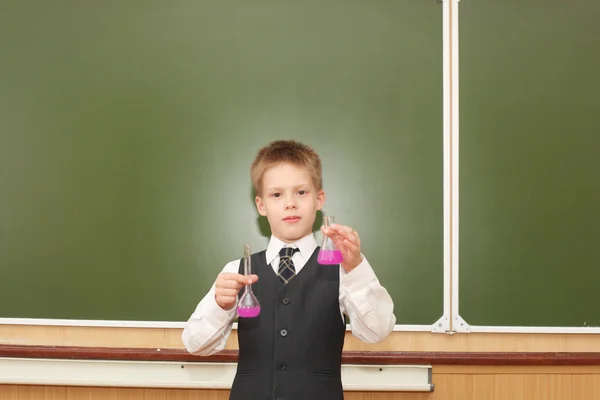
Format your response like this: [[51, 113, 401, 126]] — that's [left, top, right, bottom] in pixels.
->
[[316, 189, 325, 211], [255, 195, 267, 216]]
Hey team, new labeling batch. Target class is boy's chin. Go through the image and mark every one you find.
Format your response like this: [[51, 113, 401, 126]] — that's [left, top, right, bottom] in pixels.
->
[[274, 230, 312, 243]]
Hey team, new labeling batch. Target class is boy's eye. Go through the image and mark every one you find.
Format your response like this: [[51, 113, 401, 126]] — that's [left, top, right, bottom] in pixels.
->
[[298, 190, 306, 195], [272, 193, 281, 198]]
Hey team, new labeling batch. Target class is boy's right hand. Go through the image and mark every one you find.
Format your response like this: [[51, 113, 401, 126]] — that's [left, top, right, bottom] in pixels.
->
[[215, 273, 259, 311]]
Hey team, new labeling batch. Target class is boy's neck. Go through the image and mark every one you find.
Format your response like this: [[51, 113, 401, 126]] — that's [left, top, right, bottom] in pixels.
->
[[271, 232, 314, 245]]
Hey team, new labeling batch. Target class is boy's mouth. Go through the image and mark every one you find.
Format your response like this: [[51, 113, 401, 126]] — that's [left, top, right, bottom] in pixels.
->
[[283, 216, 301, 223]]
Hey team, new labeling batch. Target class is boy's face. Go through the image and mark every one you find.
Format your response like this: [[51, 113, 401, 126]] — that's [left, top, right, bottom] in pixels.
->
[[255, 162, 324, 244]]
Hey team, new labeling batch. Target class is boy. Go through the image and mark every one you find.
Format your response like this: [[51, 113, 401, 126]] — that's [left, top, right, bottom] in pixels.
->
[[182, 140, 396, 400]]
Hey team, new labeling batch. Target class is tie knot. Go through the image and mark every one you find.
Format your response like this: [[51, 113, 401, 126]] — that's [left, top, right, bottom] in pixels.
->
[[279, 247, 299, 259]]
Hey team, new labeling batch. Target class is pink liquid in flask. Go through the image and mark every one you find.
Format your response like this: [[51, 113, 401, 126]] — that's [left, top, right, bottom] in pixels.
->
[[317, 250, 344, 265], [238, 306, 261, 318], [318, 215, 344, 265], [237, 244, 261, 318]]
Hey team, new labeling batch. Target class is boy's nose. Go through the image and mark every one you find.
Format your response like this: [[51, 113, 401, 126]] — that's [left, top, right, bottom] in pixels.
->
[[285, 198, 297, 210]]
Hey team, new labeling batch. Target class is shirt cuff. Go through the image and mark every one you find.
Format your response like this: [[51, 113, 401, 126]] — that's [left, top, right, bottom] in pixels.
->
[[203, 294, 238, 324], [340, 254, 377, 292]]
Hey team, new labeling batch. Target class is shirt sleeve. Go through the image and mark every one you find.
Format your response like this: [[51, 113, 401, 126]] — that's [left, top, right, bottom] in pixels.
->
[[181, 260, 240, 356], [339, 255, 396, 343]]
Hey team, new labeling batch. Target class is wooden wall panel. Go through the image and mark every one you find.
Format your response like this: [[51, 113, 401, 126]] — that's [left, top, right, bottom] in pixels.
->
[[428, 366, 600, 400], [3, 325, 600, 353], [0, 387, 433, 400], [2, 368, 600, 400], [2, 325, 600, 399]]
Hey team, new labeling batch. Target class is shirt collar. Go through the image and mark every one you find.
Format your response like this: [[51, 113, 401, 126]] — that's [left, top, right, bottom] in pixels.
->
[[265, 233, 318, 265]]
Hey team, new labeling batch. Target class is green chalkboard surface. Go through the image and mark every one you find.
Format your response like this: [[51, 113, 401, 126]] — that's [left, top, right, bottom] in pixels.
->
[[459, 0, 600, 326], [0, 2, 443, 324]]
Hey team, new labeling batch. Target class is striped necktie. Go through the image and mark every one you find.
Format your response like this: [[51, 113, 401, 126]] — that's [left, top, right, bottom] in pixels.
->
[[278, 247, 299, 284]]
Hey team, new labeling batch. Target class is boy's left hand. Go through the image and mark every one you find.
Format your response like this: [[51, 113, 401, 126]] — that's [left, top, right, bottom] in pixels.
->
[[321, 223, 362, 272]]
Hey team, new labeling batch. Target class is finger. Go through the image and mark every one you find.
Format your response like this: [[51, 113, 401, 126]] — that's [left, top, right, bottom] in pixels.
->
[[321, 226, 337, 239], [218, 273, 258, 285], [216, 293, 237, 301], [216, 280, 244, 290], [340, 238, 359, 254], [322, 223, 348, 234], [330, 234, 346, 249], [323, 225, 346, 239], [216, 288, 240, 297], [329, 224, 356, 238], [323, 224, 361, 252], [330, 223, 352, 233], [333, 228, 359, 245]]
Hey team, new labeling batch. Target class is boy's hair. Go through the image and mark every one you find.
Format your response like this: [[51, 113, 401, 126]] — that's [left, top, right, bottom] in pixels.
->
[[251, 140, 323, 195]]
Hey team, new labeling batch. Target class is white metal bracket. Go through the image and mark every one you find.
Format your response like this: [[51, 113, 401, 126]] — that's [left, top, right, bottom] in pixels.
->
[[431, 315, 450, 333], [452, 314, 470, 333]]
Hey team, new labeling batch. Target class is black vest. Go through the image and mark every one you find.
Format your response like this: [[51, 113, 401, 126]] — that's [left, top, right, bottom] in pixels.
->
[[230, 248, 346, 400]]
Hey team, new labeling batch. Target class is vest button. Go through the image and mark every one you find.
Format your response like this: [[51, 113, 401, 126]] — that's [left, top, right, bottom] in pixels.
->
[[280, 329, 288, 337], [282, 298, 290, 305], [278, 362, 287, 370]]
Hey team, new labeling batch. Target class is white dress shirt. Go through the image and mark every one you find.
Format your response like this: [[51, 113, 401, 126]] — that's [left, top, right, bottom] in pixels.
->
[[182, 233, 396, 356]]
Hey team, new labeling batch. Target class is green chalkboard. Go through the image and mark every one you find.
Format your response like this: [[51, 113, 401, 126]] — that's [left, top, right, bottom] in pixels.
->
[[459, 0, 600, 326], [0, 1, 443, 324]]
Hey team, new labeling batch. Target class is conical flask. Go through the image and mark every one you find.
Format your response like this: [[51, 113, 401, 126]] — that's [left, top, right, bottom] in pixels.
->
[[317, 216, 344, 265], [237, 244, 261, 318]]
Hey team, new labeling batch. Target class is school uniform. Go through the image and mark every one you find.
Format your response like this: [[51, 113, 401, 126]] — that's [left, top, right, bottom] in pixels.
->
[[182, 233, 396, 400]]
